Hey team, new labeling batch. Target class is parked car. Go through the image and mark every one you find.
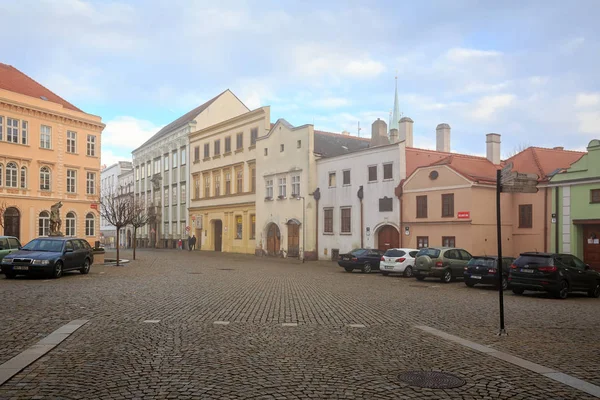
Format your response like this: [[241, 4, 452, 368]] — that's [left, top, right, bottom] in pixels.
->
[[464, 256, 515, 290], [1, 237, 94, 279], [509, 252, 600, 299], [380, 248, 419, 277], [414, 247, 473, 283], [0, 236, 22, 263], [338, 248, 385, 273]]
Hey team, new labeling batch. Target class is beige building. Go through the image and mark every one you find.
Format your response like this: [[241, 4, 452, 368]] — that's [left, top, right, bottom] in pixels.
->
[[188, 107, 270, 254], [0, 63, 104, 245]]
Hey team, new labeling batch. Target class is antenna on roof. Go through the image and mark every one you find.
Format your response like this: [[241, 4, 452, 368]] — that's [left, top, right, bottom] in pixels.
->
[[357, 121, 361, 138]]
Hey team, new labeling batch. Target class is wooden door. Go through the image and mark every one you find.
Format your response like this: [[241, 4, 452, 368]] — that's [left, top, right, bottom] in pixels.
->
[[378, 225, 399, 252], [287, 224, 299, 257], [214, 220, 223, 252], [267, 224, 280, 256], [4, 207, 20, 240], [583, 225, 600, 271]]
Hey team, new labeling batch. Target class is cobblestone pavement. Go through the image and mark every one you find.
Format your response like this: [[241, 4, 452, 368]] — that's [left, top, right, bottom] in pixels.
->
[[0, 249, 598, 399]]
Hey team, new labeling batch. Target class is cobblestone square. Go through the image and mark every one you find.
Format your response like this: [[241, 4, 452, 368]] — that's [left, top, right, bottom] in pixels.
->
[[0, 249, 598, 399]]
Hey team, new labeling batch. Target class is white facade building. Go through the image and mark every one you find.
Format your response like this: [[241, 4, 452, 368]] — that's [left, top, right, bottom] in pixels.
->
[[100, 161, 133, 247], [131, 90, 248, 248], [117, 167, 134, 248]]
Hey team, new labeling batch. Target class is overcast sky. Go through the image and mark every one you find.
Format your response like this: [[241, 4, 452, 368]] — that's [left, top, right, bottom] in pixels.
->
[[1, 0, 599, 166]]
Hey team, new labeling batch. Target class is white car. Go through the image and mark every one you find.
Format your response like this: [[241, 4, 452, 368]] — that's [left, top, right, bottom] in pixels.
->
[[379, 248, 419, 277]]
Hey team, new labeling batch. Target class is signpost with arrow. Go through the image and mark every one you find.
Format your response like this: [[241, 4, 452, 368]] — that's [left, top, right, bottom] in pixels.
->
[[496, 162, 538, 336]]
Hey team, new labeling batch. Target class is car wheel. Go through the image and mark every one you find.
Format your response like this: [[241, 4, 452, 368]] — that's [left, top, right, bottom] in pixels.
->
[[362, 263, 372, 274], [500, 276, 508, 291], [80, 258, 91, 275], [382, 272, 389, 276], [554, 280, 569, 299], [588, 281, 600, 298], [404, 266, 413, 278], [416, 276, 426, 281], [344, 267, 353, 273], [465, 280, 475, 287], [512, 287, 525, 295], [5, 272, 16, 279], [51, 261, 63, 279], [441, 270, 452, 283]]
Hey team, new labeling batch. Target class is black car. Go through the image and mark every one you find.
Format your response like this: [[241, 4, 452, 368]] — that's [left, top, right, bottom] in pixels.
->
[[464, 256, 515, 290], [338, 248, 384, 273], [509, 252, 600, 299], [1, 237, 94, 279]]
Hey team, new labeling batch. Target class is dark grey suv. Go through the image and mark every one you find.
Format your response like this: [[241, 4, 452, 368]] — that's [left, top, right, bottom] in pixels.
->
[[414, 247, 473, 283]]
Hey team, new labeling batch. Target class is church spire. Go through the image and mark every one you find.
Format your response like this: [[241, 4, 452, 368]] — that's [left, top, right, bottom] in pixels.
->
[[390, 74, 401, 132]]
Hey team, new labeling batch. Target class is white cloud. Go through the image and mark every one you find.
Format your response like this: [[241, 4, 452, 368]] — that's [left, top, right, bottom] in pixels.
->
[[560, 37, 585, 53], [468, 94, 516, 121], [445, 47, 503, 63], [576, 111, 600, 134], [313, 97, 350, 108], [459, 81, 510, 94], [575, 93, 600, 108], [342, 60, 386, 78], [102, 116, 163, 151], [101, 149, 125, 168]]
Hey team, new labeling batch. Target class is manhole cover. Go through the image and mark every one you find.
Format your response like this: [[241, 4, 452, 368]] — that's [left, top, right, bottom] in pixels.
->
[[218, 268, 234, 271], [397, 371, 465, 389]]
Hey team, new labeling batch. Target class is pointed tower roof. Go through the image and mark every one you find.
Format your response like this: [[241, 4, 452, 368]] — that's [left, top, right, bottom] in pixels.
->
[[390, 76, 401, 132]]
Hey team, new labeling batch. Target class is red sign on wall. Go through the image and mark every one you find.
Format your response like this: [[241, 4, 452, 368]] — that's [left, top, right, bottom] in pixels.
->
[[90, 203, 98, 210], [457, 211, 470, 219]]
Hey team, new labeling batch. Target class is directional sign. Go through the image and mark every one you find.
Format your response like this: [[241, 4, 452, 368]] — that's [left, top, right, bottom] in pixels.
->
[[502, 179, 538, 187], [501, 185, 539, 193], [501, 161, 513, 174], [501, 172, 538, 183]]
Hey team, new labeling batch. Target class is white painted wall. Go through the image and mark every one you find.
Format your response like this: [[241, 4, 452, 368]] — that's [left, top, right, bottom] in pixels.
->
[[316, 142, 406, 260]]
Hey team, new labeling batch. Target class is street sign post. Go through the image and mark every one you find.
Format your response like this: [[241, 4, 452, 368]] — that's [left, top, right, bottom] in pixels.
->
[[496, 164, 539, 336]]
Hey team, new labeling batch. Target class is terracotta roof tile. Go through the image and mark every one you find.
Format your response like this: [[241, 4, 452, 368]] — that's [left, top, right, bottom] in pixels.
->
[[428, 153, 500, 184], [506, 147, 585, 181], [0, 63, 82, 112], [405, 147, 452, 177]]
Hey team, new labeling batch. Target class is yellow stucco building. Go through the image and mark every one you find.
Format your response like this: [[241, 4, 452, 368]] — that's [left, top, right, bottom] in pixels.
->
[[188, 107, 270, 254], [0, 63, 105, 245]]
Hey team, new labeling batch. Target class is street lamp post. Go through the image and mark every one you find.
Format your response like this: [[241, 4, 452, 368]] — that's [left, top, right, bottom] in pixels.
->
[[298, 196, 305, 263]]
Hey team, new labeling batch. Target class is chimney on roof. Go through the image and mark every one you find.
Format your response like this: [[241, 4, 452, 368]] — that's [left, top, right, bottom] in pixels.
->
[[371, 118, 389, 147], [341, 130, 350, 136], [553, 146, 564, 150], [399, 117, 414, 147], [389, 128, 399, 144], [436, 123, 451, 152], [486, 133, 501, 165]]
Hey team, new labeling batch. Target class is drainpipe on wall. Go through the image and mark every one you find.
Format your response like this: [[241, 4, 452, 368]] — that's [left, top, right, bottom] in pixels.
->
[[544, 187, 548, 252], [555, 186, 560, 252], [395, 180, 405, 248], [313, 188, 321, 259], [357, 186, 364, 248]]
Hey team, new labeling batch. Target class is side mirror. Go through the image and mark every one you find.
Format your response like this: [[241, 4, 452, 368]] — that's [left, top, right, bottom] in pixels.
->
[[585, 264, 590, 270]]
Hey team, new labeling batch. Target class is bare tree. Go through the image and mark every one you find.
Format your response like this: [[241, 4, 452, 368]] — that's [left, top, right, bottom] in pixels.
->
[[0, 200, 7, 231], [504, 142, 531, 159], [99, 186, 134, 266], [130, 197, 150, 261]]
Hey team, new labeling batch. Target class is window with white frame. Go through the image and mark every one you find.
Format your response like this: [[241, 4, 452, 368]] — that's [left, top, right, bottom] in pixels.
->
[[67, 169, 77, 193], [6, 162, 17, 187], [85, 213, 95, 236], [20, 166, 27, 189], [40, 125, 51, 149], [66, 212, 76, 236], [21, 121, 28, 145], [147, 162, 151, 177], [40, 166, 50, 190], [172, 151, 178, 168], [67, 131, 77, 153], [6, 118, 18, 143], [86, 172, 96, 195], [164, 154, 169, 171], [180, 183, 186, 204], [328, 172, 336, 188], [0, 163, 3, 186], [265, 179, 273, 198], [292, 175, 300, 197], [0, 116, 3, 141], [181, 148, 186, 165], [204, 175, 210, 197], [86, 135, 96, 156], [278, 177, 287, 198], [39, 211, 50, 236]]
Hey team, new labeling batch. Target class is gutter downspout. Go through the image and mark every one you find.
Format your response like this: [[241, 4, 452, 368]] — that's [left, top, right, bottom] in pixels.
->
[[313, 188, 321, 260], [555, 186, 560, 252], [395, 180, 405, 248], [357, 186, 364, 248], [544, 186, 548, 252]]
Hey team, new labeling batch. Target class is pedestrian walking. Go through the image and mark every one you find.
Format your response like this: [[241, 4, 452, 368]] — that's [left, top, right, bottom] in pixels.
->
[[178, 239, 182, 250], [191, 235, 197, 250], [188, 235, 192, 251]]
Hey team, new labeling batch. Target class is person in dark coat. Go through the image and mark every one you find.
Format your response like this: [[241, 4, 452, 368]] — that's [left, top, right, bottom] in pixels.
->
[[190, 235, 197, 251]]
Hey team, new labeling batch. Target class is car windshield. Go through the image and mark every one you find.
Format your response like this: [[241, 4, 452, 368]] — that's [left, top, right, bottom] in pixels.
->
[[384, 249, 405, 257], [514, 255, 553, 267], [468, 258, 496, 268], [349, 249, 367, 256], [416, 248, 441, 258], [22, 239, 64, 252]]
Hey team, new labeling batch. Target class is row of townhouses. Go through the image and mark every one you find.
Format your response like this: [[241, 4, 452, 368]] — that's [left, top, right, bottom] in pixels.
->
[[118, 84, 599, 269]]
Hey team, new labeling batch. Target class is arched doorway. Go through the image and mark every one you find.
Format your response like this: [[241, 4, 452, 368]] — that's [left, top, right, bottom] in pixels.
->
[[4, 207, 20, 239], [213, 220, 223, 252], [286, 219, 300, 257], [266, 223, 281, 256], [377, 225, 399, 252]]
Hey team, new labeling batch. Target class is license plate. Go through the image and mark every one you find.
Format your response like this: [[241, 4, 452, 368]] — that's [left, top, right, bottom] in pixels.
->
[[471, 275, 482, 279], [385, 266, 394, 269], [14, 266, 29, 271], [521, 268, 534, 273], [343, 257, 349, 261]]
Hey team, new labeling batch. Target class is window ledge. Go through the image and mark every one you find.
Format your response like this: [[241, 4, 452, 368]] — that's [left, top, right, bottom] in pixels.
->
[[340, 232, 352, 235], [323, 232, 334, 235], [203, 157, 211, 162], [264, 197, 273, 201], [235, 148, 244, 154], [328, 186, 336, 189], [39, 147, 53, 151], [248, 145, 256, 150], [342, 184, 351, 187], [368, 180, 377, 184], [212, 155, 222, 160], [66, 152, 79, 155], [86, 155, 98, 158], [223, 151, 232, 157], [277, 196, 287, 200], [383, 178, 394, 182]]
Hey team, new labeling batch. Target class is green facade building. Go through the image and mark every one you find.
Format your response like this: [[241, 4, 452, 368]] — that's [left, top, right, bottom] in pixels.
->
[[550, 139, 600, 270]]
